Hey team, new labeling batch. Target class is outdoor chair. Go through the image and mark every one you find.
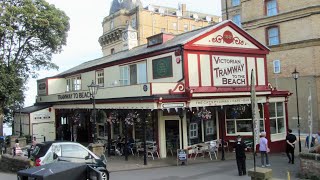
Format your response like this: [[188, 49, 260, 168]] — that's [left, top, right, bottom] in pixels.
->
[[166, 143, 174, 156], [203, 141, 218, 160], [147, 145, 160, 160], [192, 145, 202, 160]]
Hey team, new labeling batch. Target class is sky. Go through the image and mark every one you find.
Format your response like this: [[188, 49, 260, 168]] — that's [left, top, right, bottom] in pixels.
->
[[24, 0, 222, 107]]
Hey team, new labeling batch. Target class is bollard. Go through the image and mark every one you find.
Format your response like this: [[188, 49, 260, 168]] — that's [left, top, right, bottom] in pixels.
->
[[43, 136, 46, 142], [287, 171, 290, 180]]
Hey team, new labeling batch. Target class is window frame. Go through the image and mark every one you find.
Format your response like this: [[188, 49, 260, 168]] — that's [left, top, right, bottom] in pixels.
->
[[225, 104, 265, 136], [232, 14, 241, 27], [232, 0, 241, 7], [269, 102, 286, 135], [273, 60, 281, 74], [172, 22, 177, 30], [183, 24, 188, 32], [265, 0, 278, 16], [119, 61, 147, 86], [72, 76, 81, 91], [266, 26, 280, 46], [96, 70, 104, 87], [189, 123, 198, 139]]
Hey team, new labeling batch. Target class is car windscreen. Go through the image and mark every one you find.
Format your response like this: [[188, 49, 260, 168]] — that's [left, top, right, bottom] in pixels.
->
[[31, 143, 51, 159]]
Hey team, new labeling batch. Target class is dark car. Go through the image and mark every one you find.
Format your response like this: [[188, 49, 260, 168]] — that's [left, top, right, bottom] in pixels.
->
[[30, 141, 109, 180]]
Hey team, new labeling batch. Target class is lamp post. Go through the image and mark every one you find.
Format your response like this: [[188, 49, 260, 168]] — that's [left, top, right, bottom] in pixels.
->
[[88, 80, 99, 143], [292, 68, 301, 153]]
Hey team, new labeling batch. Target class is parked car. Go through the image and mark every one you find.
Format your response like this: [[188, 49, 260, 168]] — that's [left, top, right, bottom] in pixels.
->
[[30, 141, 109, 180]]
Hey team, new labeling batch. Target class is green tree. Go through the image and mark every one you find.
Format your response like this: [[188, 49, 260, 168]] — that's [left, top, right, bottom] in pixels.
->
[[0, 0, 70, 123]]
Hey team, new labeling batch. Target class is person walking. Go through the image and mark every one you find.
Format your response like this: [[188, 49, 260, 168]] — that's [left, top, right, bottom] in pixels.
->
[[286, 129, 297, 164], [234, 135, 247, 176], [259, 132, 270, 167]]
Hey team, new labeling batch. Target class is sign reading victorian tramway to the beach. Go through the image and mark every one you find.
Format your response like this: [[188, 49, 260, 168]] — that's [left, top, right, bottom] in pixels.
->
[[213, 55, 246, 86]]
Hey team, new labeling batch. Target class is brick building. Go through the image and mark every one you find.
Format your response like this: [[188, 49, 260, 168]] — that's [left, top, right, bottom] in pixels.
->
[[99, 0, 221, 56], [221, 0, 320, 134]]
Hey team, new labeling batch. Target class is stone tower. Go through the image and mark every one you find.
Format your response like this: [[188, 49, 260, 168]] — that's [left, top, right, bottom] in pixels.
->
[[109, 0, 143, 14]]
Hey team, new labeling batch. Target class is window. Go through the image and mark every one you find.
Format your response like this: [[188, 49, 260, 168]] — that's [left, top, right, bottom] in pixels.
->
[[232, 14, 241, 27], [173, 22, 177, 30], [205, 120, 214, 135], [189, 123, 198, 139], [266, 0, 277, 16], [267, 27, 280, 46], [110, 20, 114, 29], [96, 70, 104, 87], [273, 60, 281, 74], [183, 24, 188, 32], [119, 61, 147, 86], [191, 25, 196, 30], [72, 76, 81, 91], [269, 102, 285, 134], [66, 79, 71, 92], [131, 17, 136, 29], [226, 104, 264, 135], [120, 66, 129, 86], [66, 76, 81, 91], [61, 144, 88, 159], [161, 28, 165, 33], [232, 0, 240, 6], [111, 48, 115, 54]]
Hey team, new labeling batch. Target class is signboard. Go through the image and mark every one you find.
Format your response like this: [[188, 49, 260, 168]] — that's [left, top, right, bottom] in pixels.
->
[[177, 149, 188, 166], [213, 55, 246, 86], [161, 103, 185, 109], [57, 92, 91, 100], [189, 97, 265, 107], [152, 56, 173, 79], [37, 80, 47, 96]]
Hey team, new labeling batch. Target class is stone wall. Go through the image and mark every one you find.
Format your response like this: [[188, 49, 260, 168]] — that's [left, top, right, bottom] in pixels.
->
[[0, 154, 30, 173], [300, 152, 320, 178]]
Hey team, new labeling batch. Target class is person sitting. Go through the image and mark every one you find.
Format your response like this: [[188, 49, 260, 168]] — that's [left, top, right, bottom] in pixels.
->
[[32, 137, 38, 148], [13, 139, 22, 156], [305, 135, 315, 148]]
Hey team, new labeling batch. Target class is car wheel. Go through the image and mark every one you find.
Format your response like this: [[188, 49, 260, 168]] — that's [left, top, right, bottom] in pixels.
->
[[100, 169, 109, 180]]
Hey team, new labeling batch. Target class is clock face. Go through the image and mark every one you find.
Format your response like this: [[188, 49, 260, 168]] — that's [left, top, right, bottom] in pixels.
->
[[129, 32, 137, 39]]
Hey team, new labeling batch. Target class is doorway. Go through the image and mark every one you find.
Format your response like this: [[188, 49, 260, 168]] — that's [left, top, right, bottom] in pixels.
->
[[165, 120, 180, 156]]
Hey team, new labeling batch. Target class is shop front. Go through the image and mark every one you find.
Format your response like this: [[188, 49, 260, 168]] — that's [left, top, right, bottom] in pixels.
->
[[31, 20, 290, 160]]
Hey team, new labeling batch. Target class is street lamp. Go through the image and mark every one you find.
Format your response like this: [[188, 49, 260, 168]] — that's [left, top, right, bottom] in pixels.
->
[[88, 80, 99, 143], [292, 68, 301, 153]]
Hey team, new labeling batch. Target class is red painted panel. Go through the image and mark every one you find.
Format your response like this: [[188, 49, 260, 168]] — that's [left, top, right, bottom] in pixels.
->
[[184, 51, 190, 88], [186, 21, 270, 53]]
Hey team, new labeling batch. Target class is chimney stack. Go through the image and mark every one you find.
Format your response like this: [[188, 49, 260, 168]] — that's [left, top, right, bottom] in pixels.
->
[[181, 4, 187, 16]]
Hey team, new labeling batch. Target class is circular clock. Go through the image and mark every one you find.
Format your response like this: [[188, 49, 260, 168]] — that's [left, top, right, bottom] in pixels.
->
[[129, 32, 137, 39]]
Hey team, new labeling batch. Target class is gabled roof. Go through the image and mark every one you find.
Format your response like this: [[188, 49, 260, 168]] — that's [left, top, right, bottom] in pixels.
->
[[53, 20, 269, 78], [17, 105, 50, 114]]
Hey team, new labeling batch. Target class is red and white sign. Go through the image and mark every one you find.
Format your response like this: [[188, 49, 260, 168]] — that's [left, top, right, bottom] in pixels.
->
[[193, 26, 259, 49], [213, 55, 246, 86]]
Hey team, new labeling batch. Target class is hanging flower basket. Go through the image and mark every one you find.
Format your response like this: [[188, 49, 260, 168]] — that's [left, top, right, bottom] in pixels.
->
[[107, 111, 119, 124], [96, 110, 107, 123], [124, 111, 140, 126], [197, 107, 212, 120]]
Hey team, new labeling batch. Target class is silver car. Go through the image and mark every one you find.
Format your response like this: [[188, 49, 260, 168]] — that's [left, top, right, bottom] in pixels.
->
[[30, 141, 109, 180]]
